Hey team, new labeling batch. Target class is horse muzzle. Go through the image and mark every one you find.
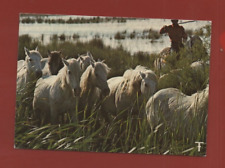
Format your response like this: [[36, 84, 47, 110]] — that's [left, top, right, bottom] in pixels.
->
[[102, 87, 110, 97], [36, 71, 43, 78], [74, 87, 81, 97]]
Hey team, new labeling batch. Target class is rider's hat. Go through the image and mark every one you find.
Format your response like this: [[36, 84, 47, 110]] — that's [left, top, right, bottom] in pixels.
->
[[171, 19, 178, 23]]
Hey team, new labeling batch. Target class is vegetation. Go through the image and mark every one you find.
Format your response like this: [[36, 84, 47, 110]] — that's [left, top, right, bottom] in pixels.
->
[[20, 15, 127, 24], [114, 29, 160, 41], [15, 25, 211, 156], [18, 35, 156, 78], [157, 42, 209, 95]]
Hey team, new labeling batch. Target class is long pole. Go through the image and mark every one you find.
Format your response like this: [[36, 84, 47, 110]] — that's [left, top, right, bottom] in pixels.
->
[[179, 20, 196, 24]]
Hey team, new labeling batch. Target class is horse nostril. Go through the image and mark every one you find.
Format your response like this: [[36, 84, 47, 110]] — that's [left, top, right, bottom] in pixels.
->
[[74, 87, 81, 96], [51, 70, 57, 75]]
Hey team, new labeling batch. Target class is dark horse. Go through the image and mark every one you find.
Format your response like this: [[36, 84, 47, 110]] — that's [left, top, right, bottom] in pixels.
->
[[154, 35, 207, 73]]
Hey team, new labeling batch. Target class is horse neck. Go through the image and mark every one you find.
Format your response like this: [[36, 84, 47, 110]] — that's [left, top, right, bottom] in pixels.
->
[[128, 73, 143, 96], [80, 67, 95, 95], [58, 60, 64, 70], [23, 62, 35, 83]]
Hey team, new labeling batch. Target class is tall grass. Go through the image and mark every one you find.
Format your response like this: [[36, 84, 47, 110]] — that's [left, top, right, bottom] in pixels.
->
[[15, 91, 207, 156], [15, 27, 210, 156]]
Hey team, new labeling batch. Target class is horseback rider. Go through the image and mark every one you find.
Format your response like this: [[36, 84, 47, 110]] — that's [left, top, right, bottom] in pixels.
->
[[160, 19, 187, 54]]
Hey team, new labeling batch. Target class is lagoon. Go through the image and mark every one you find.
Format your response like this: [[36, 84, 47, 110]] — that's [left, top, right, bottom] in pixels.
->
[[19, 15, 211, 55]]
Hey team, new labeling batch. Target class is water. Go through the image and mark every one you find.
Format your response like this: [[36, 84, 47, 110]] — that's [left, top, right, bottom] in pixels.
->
[[19, 15, 211, 55]]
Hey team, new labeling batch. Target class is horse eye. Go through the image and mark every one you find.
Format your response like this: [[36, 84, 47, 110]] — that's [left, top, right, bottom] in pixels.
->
[[68, 70, 71, 75], [29, 58, 32, 62]]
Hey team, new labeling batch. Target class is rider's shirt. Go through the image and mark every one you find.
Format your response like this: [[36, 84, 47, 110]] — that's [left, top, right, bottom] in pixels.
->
[[160, 24, 187, 44]]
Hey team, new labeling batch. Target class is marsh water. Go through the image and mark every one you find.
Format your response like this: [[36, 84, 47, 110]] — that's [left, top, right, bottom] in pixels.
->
[[19, 15, 211, 55]]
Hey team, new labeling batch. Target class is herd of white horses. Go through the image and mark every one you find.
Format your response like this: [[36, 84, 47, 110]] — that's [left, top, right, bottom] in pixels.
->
[[17, 46, 209, 131]]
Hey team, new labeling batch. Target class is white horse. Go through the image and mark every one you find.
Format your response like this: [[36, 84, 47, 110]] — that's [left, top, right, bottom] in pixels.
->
[[146, 85, 209, 131], [33, 58, 81, 125], [153, 47, 170, 74], [133, 65, 158, 97], [42, 50, 64, 76], [77, 52, 95, 73], [186, 35, 203, 50], [79, 60, 110, 119], [101, 65, 157, 119], [190, 60, 210, 70], [17, 47, 43, 91]]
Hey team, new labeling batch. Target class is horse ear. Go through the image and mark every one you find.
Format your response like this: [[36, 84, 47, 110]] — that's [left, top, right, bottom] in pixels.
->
[[139, 72, 146, 79], [35, 46, 39, 51], [24, 47, 30, 56], [62, 59, 69, 67], [79, 56, 84, 61], [87, 51, 94, 59]]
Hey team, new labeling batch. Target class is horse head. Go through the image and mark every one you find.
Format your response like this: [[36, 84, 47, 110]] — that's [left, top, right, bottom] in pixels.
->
[[24, 46, 43, 78], [139, 71, 157, 98], [63, 59, 81, 97], [77, 51, 95, 72], [47, 50, 64, 75], [91, 61, 110, 96]]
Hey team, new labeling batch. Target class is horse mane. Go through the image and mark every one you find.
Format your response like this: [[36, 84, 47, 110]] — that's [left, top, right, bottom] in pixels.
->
[[80, 65, 92, 93], [54, 64, 67, 89], [122, 68, 142, 96], [134, 65, 148, 71], [80, 61, 110, 93], [122, 66, 158, 97], [95, 61, 111, 75], [190, 85, 209, 109]]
